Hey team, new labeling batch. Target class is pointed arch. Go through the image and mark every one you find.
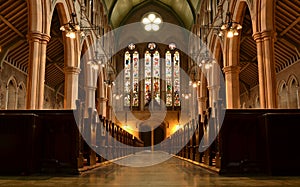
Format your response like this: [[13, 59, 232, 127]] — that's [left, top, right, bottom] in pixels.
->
[[287, 75, 299, 109], [277, 80, 288, 108], [17, 82, 27, 109], [6, 76, 18, 110]]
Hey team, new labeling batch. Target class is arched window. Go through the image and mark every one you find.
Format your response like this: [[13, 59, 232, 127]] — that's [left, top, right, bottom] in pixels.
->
[[123, 43, 181, 109], [6, 79, 17, 109], [17, 84, 26, 109], [289, 79, 299, 109], [132, 51, 139, 106], [279, 83, 288, 108], [165, 51, 181, 107], [124, 51, 132, 106]]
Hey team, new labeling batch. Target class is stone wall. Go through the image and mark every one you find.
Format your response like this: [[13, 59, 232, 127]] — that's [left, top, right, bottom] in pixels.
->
[[0, 61, 64, 109], [240, 61, 300, 109]]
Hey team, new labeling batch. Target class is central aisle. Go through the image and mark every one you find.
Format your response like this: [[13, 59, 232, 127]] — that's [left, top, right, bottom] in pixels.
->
[[0, 151, 300, 186]]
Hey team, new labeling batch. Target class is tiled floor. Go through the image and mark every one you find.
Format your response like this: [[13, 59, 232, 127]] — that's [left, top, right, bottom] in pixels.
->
[[0, 151, 300, 186]]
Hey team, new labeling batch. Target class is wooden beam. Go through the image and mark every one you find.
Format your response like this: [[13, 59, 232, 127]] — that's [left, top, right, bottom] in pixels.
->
[[240, 63, 251, 72], [0, 14, 25, 38], [279, 17, 300, 37], [0, 39, 25, 68], [54, 63, 64, 73]]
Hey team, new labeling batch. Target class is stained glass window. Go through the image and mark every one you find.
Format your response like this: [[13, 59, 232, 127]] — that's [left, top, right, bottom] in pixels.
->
[[153, 51, 160, 103], [124, 45, 180, 109], [166, 51, 172, 106], [124, 51, 131, 106], [145, 51, 152, 104], [165, 51, 180, 107], [132, 51, 139, 106], [174, 51, 180, 106]]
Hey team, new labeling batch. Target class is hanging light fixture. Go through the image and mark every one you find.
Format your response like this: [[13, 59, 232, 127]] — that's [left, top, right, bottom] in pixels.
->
[[60, 2, 101, 39], [201, 0, 242, 39], [219, 11, 242, 38], [60, 12, 80, 39], [103, 60, 116, 87]]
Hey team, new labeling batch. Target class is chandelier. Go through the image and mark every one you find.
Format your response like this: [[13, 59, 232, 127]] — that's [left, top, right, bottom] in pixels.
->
[[60, 2, 100, 39], [103, 60, 116, 87], [59, 12, 80, 39], [201, 0, 242, 39], [219, 11, 242, 38]]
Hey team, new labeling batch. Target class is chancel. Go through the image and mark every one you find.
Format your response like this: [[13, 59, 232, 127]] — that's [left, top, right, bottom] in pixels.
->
[[0, 0, 300, 186]]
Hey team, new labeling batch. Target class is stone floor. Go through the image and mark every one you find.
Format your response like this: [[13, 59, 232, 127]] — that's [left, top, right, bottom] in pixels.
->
[[0, 151, 300, 187]]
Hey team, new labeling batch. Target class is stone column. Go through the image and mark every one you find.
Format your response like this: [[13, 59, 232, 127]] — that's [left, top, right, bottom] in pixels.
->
[[64, 66, 80, 109], [223, 65, 240, 109], [106, 84, 112, 120], [26, 32, 50, 109], [253, 32, 266, 108], [262, 31, 277, 108], [37, 33, 51, 109]]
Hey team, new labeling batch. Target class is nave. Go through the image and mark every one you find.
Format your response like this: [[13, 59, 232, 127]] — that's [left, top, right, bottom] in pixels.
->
[[0, 151, 300, 187]]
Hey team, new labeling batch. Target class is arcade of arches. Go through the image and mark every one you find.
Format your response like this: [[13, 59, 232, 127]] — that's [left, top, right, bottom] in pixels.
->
[[0, 0, 300, 177]]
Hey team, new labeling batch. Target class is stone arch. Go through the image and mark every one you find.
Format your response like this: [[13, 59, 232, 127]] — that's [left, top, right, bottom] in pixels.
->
[[27, 0, 43, 32], [254, 94, 260, 108], [17, 82, 26, 109], [6, 76, 18, 110], [277, 80, 288, 108], [287, 75, 299, 109], [259, 0, 275, 32], [232, 0, 258, 34], [47, 0, 75, 35]]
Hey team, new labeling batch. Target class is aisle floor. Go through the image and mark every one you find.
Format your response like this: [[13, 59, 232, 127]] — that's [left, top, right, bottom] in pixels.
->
[[0, 151, 300, 187]]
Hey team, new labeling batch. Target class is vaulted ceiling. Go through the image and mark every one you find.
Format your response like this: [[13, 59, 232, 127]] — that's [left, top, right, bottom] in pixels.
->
[[102, 0, 200, 29]]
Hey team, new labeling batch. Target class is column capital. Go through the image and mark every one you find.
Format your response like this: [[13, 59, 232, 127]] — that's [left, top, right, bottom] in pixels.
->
[[261, 30, 276, 39], [26, 31, 51, 42], [223, 65, 240, 74], [64, 66, 81, 74], [98, 97, 108, 102], [85, 85, 97, 91], [252, 32, 262, 42]]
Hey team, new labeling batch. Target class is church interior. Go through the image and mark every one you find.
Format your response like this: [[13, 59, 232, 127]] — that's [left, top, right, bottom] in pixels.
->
[[0, 0, 300, 185]]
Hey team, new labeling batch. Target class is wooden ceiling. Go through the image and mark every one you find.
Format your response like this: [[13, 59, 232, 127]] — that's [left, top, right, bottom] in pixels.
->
[[0, 0, 28, 72]]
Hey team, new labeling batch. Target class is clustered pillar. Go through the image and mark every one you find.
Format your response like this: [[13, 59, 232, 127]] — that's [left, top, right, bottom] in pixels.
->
[[253, 31, 278, 108], [26, 32, 50, 109]]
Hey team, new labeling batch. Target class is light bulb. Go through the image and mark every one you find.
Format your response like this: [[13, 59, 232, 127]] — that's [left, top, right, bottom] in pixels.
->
[[237, 24, 243, 30], [60, 26, 66, 31], [205, 63, 210, 69], [221, 24, 227, 30], [68, 31, 76, 39], [234, 30, 239, 36], [193, 82, 197, 88], [227, 30, 234, 38], [74, 25, 80, 31]]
